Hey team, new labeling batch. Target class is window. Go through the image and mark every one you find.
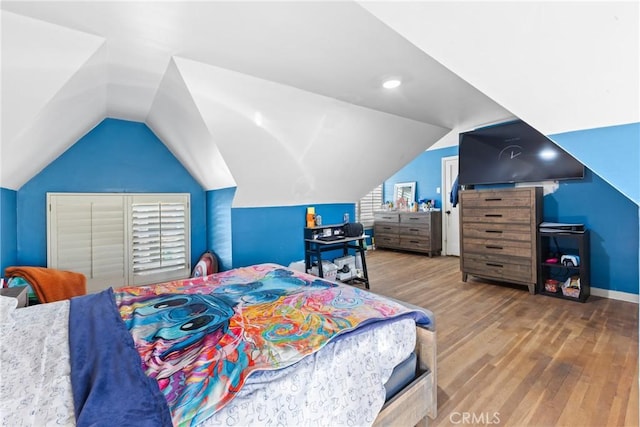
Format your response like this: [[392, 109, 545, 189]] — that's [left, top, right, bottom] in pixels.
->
[[129, 195, 189, 285], [356, 184, 383, 228], [48, 193, 190, 292]]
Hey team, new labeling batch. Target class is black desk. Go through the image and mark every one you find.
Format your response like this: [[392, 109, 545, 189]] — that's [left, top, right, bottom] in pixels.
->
[[304, 225, 369, 289]]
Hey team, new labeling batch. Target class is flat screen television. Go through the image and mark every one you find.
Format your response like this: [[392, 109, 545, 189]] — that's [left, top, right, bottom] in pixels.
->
[[458, 120, 584, 186]]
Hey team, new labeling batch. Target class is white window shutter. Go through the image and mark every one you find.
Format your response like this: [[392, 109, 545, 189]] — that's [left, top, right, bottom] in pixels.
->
[[49, 196, 93, 276], [128, 194, 190, 285], [357, 184, 383, 228], [48, 194, 126, 293], [48, 193, 190, 291]]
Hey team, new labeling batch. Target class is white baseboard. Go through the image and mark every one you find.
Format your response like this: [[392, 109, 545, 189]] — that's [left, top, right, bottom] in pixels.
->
[[591, 287, 639, 303]]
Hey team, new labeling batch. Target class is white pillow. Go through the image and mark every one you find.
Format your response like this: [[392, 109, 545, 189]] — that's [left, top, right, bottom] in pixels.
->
[[0, 295, 18, 324]]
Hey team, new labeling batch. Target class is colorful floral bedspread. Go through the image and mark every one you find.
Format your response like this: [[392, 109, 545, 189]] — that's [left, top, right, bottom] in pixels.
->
[[114, 263, 429, 426]]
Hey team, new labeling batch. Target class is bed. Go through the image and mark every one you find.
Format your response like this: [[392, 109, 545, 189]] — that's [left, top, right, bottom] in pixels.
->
[[0, 263, 436, 427]]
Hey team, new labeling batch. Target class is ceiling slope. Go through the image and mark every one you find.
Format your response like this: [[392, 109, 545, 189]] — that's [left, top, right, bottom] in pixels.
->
[[2, 47, 108, 190], [175, 58, 449, 207], [360, 1, 639, 136], [147, 58, 236, 191], [1, 11, 107, 189], [1, 11, 105, 144], [1, 14, 108, 190]]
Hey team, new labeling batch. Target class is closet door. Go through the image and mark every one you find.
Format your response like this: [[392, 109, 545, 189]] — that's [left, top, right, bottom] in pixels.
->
[[48, 194, 126, 293]]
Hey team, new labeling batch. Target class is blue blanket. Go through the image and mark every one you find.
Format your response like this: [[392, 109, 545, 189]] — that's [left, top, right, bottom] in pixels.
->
[[69, 288, 172, 427]]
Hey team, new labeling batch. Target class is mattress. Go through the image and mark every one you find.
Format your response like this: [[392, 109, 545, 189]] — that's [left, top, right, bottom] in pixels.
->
[[0, 296, 418, 426]]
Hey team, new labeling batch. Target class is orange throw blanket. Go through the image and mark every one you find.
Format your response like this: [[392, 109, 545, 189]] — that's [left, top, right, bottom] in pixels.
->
[[4, 266, 87, 303]]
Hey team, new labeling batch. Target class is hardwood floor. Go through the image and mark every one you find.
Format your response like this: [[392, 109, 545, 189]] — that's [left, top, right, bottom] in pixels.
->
[[365, 249, 639, 427]]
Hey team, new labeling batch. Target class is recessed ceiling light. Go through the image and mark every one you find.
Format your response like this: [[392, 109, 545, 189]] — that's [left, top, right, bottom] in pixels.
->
[[382, 79, 402, 89]]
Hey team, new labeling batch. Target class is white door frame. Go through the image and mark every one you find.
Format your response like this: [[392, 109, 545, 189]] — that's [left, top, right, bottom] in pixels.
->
[[441, 155, 460, 256]]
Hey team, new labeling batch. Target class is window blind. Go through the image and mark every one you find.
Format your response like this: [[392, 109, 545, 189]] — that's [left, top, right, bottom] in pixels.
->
[[357, 184, 383, 228]]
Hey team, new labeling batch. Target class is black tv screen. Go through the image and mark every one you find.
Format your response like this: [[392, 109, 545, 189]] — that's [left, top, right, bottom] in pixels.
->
[[458, 120, 584, 185]]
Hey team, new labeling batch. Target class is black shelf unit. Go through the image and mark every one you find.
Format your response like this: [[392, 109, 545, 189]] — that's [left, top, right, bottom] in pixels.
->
[[537, 230, 590, 302], [304, 224, 369, 289]]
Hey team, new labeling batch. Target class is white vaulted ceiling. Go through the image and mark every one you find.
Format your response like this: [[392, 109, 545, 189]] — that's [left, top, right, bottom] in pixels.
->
[[0, 1, 511, 205], [1, 1, 637, 206], [360, 1, 639, 137]]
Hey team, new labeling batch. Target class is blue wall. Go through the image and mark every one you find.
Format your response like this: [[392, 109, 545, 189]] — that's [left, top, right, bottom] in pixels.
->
[[0, 188, 18, 275], [551, 123, 640, 205], [205, 189, 356, 270], [206, 187, 236, 271], [16, 119, 206, 268], [547, 123, 639, 294], [543, 169, 638, 294], [384, 146, 458, 209], [231, 203, 355, 268]]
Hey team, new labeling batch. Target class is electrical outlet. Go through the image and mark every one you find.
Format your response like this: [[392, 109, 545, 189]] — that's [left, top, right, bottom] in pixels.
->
[[436, 187, 441, 194]]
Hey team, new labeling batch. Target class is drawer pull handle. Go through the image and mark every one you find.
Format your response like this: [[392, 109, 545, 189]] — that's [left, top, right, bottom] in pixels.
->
[[486, 262, 504, 268], [485, 230, 503, 234], [486, 245, 503, 250], [485, 198, 503, 201], [485, 214, 503, 217], [409, 228, 419, 232], [409, 240, 420, 244]]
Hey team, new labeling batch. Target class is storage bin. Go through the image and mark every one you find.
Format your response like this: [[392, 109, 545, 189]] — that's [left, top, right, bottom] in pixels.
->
[[334, 255, 356, 281], [309, 261, 338, 281], [544, 279, 560, 293], [561, 276, 581, 298]]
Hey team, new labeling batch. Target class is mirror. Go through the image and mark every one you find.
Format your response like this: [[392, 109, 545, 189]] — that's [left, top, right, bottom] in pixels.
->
[[394, 182, 416, 209]]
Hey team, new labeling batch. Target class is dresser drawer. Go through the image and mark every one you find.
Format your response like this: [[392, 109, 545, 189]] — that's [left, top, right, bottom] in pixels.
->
[[460, 189, 534, 208], [374, 212, 400, 223], [399, 235, 431, 251], [462, 255, 532, 284], [463, 238, 532, 258], [399, 223, 430, 237], [399, 213, 430, 225], [462, 223, 532, 241], [376, 234, 400, 247], [375, 224, 400, 235], [461, 207, 531, 224]]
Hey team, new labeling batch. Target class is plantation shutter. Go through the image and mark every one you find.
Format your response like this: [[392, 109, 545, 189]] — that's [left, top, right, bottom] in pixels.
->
[[48, 194, 126, 293], [357, 184, 383, 228], [48, 193, 190, 291], [129, 194, 190, 285]]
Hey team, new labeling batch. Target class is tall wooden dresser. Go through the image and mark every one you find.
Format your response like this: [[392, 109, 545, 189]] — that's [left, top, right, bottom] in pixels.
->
[[459, 187, 542, 293], [374, 211, 442, 257]]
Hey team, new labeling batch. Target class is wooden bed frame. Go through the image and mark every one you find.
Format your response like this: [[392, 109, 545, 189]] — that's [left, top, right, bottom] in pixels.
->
[[374, 325, 437, 427]]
